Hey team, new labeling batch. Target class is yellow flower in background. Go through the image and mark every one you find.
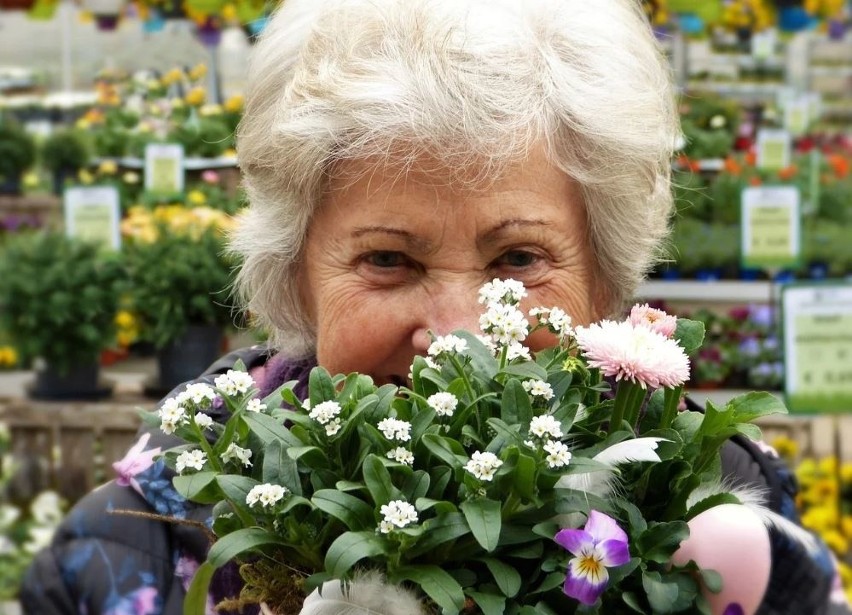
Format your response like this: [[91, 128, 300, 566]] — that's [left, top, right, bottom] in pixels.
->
[[814, 477, 840, 501], [114, 310, 139, 348], [22, 172, 40, 188], [187, 190, 207, 205], [161, 67, 184, 86], [221, 3, 237, 21], [840, 463, 852, 485], [78, 169, 94, 185], [185, 87, 206, 107], [199, 104, 223, 117], [188, 63, 207, 82], [822, 530, 849, 556], [224, 94, 244, 114], [76, 118, 91, 130], [0, 346, 18, 368], [78, 9, 94, 23], [123, 171, 140, 185], [115, 310, 137, 330], [771, 435, 798, 461], [98, 160, 118, 175], [223, 148, 237, 158], [801, 505, 838, 534], [820, 456, 839, 476], [842, 516, 852, 538], [797, 458, 819, 485]]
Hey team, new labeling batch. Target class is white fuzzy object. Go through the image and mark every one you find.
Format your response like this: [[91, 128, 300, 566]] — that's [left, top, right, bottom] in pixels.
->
[[281, 571, 428, 615], [556, 437, 668, 497]]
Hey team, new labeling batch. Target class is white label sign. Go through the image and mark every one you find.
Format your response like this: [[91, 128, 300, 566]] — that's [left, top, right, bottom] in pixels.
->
[[144, 143, 184, 195], [756, 129, 791, 171], [740, 185, 800, 270], [64, 185, 121, 251]]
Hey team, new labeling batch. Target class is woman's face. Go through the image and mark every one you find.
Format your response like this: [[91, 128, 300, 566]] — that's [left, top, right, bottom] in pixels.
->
[[302, 149, 606, 386]]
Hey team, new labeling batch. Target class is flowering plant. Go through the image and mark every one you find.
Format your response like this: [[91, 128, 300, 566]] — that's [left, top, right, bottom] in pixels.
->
[[148, 279, 795, 614]]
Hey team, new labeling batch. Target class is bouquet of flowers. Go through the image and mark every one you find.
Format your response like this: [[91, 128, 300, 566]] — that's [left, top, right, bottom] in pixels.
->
[[146, 279, 801, 614]]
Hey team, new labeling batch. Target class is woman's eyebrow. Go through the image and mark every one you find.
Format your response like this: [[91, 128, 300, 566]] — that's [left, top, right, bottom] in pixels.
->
[[478, 219, 550, 247], [350, 226, 433, 253]]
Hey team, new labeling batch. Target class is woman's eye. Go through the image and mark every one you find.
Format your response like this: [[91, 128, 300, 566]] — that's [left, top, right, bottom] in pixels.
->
[[364, 251, 407, 268], [495, 250, 539, 268]]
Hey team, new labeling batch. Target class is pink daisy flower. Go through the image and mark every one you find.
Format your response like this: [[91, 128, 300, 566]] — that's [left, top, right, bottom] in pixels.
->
[[574, 320, 690, 389], [628, 303, 677, 339]]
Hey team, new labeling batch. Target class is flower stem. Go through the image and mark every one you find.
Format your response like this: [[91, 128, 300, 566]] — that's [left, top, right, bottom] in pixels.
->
[[608, 382, 632, 435], [659, 385, 683, 429], [623, 385, 647, 430], [193, 423, 223, 472], [449, 355, 477, 409]]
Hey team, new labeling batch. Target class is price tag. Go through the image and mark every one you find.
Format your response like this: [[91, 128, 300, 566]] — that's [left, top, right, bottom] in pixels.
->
[[784, 98, 810, 137], [64, 185, 121, 251], [755, 128, 791, 171], [782, 283, 852, 413], [751, 29, 776, 60], [740, 185, 800, 270], [144, 143, 184, 195]]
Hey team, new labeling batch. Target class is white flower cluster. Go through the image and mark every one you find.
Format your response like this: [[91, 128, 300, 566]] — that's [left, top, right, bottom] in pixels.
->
[[159, 397, 189, 435], [377, 418, 412, 442], [309, 401, 343, 436], [221, 442, 253, 467], [182, 383, 218, 407], [427, 334, 468, 357], [427, 392, 458, 417], [246, 483, 288, 509], [529, 306, 574, 338], [543, 440, 572, 468], [464, 451, 503, 481], [246, 399, 266, 413], [194, 413, 214, 430], [214, 370, 255, 396], [175, 449, 207, 474], [479, 302, 529, 346], [478, 278, 527, 306], [522, 379, 554, 401], [386, 447, 414, 465], [528, 414, 563, 439], [379, 500, 419, 533]]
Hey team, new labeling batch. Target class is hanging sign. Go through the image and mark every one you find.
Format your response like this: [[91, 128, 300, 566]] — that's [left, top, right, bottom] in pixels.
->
[[144, 143, 184, 196], [782, 283, 852, 414], [64, 185, 121, 251], [755, 129, 791, 171], [740, 185, 801, 270]]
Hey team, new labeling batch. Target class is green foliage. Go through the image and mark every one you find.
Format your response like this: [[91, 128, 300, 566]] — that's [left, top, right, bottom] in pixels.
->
[[0, 231, 123, 372], [0, 121, 37, 181], [40, 129, 91, 172], [152, 287, 785, 614], [123, 220, 238, 347], [167, 117, 234, 158]]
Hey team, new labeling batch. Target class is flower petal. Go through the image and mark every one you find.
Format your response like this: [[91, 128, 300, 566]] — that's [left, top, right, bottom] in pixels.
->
[[597, 538, 630, 567], [585, 510, 628, 544], [554, 528, 593, 556], [564, 558, 608, 605]]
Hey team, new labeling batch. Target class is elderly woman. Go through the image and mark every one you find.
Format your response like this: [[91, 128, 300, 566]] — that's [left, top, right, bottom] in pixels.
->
[[21, 0, 846, 613]]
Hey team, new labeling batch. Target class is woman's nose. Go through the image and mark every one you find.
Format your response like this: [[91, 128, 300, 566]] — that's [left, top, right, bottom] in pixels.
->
[[411, 285, 484, 353]]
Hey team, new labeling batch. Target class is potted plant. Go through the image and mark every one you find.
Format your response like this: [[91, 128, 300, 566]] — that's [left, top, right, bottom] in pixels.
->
[[0, 231, 124, 399], [40, 129, 91, 195], [0, 122, 37, 195], [121, 203, 240, 395]]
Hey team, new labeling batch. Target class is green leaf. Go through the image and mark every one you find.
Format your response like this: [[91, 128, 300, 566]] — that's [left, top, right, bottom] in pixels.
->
[[685, 493, 742, 521], [183, 561, 215, 615], [726, 391, 788, 422], [173, 471, 221, 504], [452, 331, 498, 379], [642, 570, 679, 613], [467, 590, 506, 615], [408, 512, 470, 557], [207, 527, 284, 568], [244, 412, 303, 448], [287, 446, 328, 468], [261, 378, 299, 411], [700, 568, 723, 593], [392, 565, 466, 614], [262, 439, 302, 496], [420, 433, 466, 469], [512, 453, 537, 501], [479, 557, 521, 597], [501, 378, 533, 426], [363, 454, 399, 505], [460, 498, 502, 552], [308, 366, 337, 404], [325, 531, 387, 578], [500, 362, 548, 382], [216, 475, 260, 515], [484, 418, 523, 446], [637, 521, 690, 563], [622, 591, 649, 614], [402, 470, 431, 502], [674, 318, 704, 353], [312, 489, 375, 530]]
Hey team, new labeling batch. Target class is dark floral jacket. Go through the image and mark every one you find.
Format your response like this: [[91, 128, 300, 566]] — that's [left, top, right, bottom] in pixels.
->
[[20, 347, 852, 615]]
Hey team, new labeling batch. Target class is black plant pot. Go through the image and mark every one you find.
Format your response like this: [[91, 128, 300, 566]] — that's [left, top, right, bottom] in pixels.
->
[[146, 324, 223, 398], [52, 167, 78, 196], [30, 361, 113, 400], [0, 176, 22, 196]]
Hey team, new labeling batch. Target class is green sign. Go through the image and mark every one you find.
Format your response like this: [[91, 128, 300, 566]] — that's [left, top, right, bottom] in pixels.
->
[[740, 186, 800, 270], [783, 283, 852, 413], [145, 143, 184, 196], [756, 129, 791, 171]]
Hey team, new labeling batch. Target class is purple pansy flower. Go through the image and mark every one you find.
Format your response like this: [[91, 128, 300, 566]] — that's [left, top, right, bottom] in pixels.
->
[[112, 433, 162, 495], [555, 510, 630, 605]]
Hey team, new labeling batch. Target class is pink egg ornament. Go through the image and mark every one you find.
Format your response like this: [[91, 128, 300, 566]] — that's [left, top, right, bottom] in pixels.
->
[[671, 503, 771, 615]]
